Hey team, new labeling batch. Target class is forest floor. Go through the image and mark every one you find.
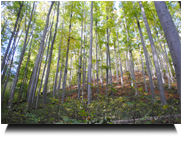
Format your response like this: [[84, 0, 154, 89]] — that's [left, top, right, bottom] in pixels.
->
[[62, 71, 179, 102], [1, 71, 181, 124]]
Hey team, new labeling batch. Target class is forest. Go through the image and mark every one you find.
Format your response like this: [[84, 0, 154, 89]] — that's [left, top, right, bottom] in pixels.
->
[[1, 1, 181, 124]]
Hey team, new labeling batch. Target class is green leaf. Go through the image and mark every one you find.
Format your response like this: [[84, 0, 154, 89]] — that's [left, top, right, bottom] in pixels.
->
[[138, 87, 143, 92]]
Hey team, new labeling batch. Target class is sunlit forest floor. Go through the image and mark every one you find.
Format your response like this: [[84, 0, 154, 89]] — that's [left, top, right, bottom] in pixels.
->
[[61, 71, 179, 101], [2, 71, 181, 124]]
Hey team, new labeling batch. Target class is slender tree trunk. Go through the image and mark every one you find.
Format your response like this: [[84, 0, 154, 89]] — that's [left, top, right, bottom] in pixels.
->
[[106, 16, 109, 98], [117, 32, 124, 86], [57, 52, 64, 97], [8, 2, 35, 109], [27, 2, 54, 108], [136, 18, 155, 100], [53, 20, 64, 96], [95, 19, 99, 95], [32, 32, 50, 104], [99, 44, 104, 88], [1, 2, 24, 72], [77, 9, 83, 99], [164, 44, 174, 83], [1, 31, 21, 105], [36, 34, 51, 109], [108, 46, 113, 97], [43, 2, 59, 107], [69, 56, 73, 88], [61, 3, 73, 103], [1, 21, 22, 83], [139, 1, 166, 105], [114, 42, 119, 84], [123, 10, 133, 86], [87, 1, 93, 104], [156, 49, 165, 84], [17, 33, 34, 105], [81, 2, 86, 99], [154, 1, 181, 101], [140, 48, 148, 93]]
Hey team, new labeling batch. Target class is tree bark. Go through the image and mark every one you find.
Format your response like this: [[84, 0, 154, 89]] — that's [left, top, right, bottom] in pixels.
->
[[87, 1, 93, 104], [35, 33, 51, 109], [139, 1, 166, 105], [136, 17, 155, 100], [8, 2, 35, 109], [114, 42, 119, 84], [53, 19, 64, 96], [17, 32, 34, 105], [1, 2, 24, 72], [43, 2, 59, 107], [77, 7, 83, 99], [154, 1, 181, 101], [61, 3, 73, 104], [117, 32, 124, 86], [26, 2, 54, 108]]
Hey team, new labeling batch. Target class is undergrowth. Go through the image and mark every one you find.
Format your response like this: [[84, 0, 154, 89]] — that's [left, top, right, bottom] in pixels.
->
[[1, 91, 181, 124]]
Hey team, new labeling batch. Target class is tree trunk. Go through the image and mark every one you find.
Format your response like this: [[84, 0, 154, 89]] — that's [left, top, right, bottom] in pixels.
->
[[81, 2, 86, 99], [117, 32, 124, 86], [36, 33, 51, 109], [95, 19, 99, 95], [1, 2, 24, 72], [87, 1, 93, 104], [17, 32, 34, 105], [1, 21, 22, 83], [26, 2, 54, 108], [61, 3, 73, 104], [107, 37, 113, 97], [57, 52, 64, 97], [8, 2, 35, 109], [164, 44, 174, 83], [69, 56, 73, 88], [139, 1, 166, 105], [53, 19, 64, 96], [1, 32, 20, 105], [99, 44, 104, 88], [140, 48, 148, 93], [136, 18, 155, 100], [77, 8, 83, 99], [114, 42, 119, 84], [123, 8, 136, 93], [154, 1, 181, 101], [43, 2, 59, 107]]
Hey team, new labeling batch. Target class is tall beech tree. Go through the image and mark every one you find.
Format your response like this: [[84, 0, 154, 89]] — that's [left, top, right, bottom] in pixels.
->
[[1, 2, 24, 72], [139, 1, 166, 105], [87, 1, 93, 104], [27, 2, 54, 108], [8, 2, 36, 108], [53, 19, 64, 96], [154, 1, 181, 101], [43, 2, 59, 106], [61, 2, 73, 104]]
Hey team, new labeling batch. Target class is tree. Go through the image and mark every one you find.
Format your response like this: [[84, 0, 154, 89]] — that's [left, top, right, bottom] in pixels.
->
[[77, 2, 83, 99], [43, 1, 59, 107], [61, 2, 73, 104], [139, 1, 166, 105], [8, 2, 36, 109], [154, 1, 181, 101], [87, 1, 93, 104], [1, 2, 24, 72], [53, 18, 64, 96], [27, 2, 54, 108]]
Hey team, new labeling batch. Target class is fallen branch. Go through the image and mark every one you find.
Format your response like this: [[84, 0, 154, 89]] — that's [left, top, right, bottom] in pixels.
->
[[112, 114, 181, 124], [78, 114, 181, 124]]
